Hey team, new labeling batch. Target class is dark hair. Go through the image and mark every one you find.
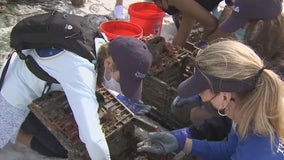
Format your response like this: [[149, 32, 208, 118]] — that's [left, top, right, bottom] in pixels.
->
[[245, 14, 284, 75]]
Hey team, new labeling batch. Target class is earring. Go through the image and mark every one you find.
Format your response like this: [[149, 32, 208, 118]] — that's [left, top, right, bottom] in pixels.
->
[[218, 107, 227, 116]]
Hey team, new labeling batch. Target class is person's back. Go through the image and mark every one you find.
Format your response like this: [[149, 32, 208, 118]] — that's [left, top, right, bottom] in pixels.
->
[[0, 47, 110, 159]]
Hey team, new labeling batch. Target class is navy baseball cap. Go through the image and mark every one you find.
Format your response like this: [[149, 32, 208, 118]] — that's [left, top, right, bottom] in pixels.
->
[[109, 36, 152, 101], [220, 0, 282, 32]]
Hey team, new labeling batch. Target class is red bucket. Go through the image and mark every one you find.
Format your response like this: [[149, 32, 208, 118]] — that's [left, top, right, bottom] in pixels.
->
[[99, 20, 143, 41], [128, 2, 165, 36]]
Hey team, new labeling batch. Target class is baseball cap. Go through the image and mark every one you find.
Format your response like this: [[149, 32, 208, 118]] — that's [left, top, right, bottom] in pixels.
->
[[109, 36, 152, 101], [177, 66, 257, 98], [219, 0, 282, 32]]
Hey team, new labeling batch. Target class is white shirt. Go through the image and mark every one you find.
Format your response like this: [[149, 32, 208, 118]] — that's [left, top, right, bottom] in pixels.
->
[[0, 49, 110, 160]]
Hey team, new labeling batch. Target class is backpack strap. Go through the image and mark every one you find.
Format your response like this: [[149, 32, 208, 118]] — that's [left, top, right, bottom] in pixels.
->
[[0, 53, 13, 90], [17, 50, 59, 84]]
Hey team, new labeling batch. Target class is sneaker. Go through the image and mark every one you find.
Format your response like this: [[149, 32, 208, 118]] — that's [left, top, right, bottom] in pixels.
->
[[113, 5, 125, 19]]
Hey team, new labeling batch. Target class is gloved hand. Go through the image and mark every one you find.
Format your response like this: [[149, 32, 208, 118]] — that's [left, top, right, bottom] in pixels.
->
[[137, 132, 179, 154], [116, 94, 151, 115], [137, 128, 192, 154], [171, 128, 192, 151], [171, 95, 201, 110]]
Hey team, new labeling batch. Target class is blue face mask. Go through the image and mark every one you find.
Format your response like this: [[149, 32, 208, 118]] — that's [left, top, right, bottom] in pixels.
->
[[234, 28, 246, 42]]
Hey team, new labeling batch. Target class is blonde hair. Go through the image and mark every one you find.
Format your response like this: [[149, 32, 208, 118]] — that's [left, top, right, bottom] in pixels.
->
[[196, 40, 284, 145]]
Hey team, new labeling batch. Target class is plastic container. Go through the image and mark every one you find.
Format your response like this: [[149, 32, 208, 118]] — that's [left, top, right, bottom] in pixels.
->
[[128, 2, 165, 36], [99, 20, 143, 41]]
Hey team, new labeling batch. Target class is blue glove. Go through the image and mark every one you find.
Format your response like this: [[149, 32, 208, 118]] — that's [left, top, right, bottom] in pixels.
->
[[171, 95, 201, 109], [170, 128, 192, 152], [116, 94, 151, 115]]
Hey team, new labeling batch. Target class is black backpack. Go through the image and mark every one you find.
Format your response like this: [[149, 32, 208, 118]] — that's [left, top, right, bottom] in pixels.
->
[[0, 11, 105, 90]]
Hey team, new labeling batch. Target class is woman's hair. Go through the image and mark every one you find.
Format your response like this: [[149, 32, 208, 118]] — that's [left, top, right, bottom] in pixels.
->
[[96, 43, 117, 86], [245, 14, 284, 74], [196, 40, 284, 144]]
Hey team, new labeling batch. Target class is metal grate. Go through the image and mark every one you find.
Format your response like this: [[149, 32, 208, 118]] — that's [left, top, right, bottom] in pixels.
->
[[28, 87, 136, 159]]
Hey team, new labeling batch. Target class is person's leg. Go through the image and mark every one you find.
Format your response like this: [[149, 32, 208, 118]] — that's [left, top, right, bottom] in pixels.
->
[[113, 0, 125, 19], [0, 0, 7, 13], [16, 129, 33, 147], [174, 0, 218, 43], [20, 112, 68, 158]]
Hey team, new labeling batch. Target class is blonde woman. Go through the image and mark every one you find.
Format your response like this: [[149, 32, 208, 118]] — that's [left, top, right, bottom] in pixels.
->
[[137, 40, 284, 160]]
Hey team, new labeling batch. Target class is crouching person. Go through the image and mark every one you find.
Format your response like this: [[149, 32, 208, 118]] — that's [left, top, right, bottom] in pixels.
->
[[0, 36, 152, 159], [137, 40, 284, 160]]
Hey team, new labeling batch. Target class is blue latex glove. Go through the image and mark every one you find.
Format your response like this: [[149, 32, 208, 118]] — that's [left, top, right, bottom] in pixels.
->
[[116, 94, 151, 115], [171, 128, 192, 152], [171, 95, 201, 109]]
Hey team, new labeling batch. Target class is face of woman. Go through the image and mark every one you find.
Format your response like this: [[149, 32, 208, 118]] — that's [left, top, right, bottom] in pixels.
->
[[102, 56, 122, 93], [199, 89, 240, 122], [103, 56, 120, 82]]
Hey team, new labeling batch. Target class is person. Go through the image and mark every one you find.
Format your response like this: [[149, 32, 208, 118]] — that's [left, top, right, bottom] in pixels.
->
[[113, 0, 125, 19], [205, 0, 282, 44], [159, 0, 235, 140], [0, 36, 152, 159], [171, 0, 284, 142], [204, 0, 284, 78], [137, 40, 284, 160], [152, 0, 233, 47]]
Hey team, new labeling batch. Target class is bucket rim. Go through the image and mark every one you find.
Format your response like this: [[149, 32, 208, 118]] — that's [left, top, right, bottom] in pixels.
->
[[128, 2, 165, 19], [99, 20, 143, 40]]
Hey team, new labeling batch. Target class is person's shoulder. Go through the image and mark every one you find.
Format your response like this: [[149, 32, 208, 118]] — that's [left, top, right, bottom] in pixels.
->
[[236, 134, 283, 159]]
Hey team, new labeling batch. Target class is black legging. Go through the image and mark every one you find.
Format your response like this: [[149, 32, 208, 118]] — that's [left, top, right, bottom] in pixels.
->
[[21, 112, 68, 158]]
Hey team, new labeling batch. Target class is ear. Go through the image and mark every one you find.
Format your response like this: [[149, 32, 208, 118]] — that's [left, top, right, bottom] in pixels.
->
[[221, 92, 232, 107], [103, 56, 113, 69], [254, 20, 264, 33]]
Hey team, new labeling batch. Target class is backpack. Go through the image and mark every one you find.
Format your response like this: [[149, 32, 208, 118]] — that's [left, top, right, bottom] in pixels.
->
[[0, 11, 105, 90]]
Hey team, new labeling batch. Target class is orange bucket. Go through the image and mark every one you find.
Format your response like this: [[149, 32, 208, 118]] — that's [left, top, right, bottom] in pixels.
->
[[99, 20, 143, 41], [128, 2, 165, 36]]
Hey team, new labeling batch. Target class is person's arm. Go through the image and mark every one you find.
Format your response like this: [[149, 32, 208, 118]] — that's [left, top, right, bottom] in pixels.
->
[[172, 0, 218, 38], [172, 13, 196, 47], [38, 52, 110, 160], [137, 128, 237, 160], [183, 130, 238, 160], [205, 6, 236, 42]]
